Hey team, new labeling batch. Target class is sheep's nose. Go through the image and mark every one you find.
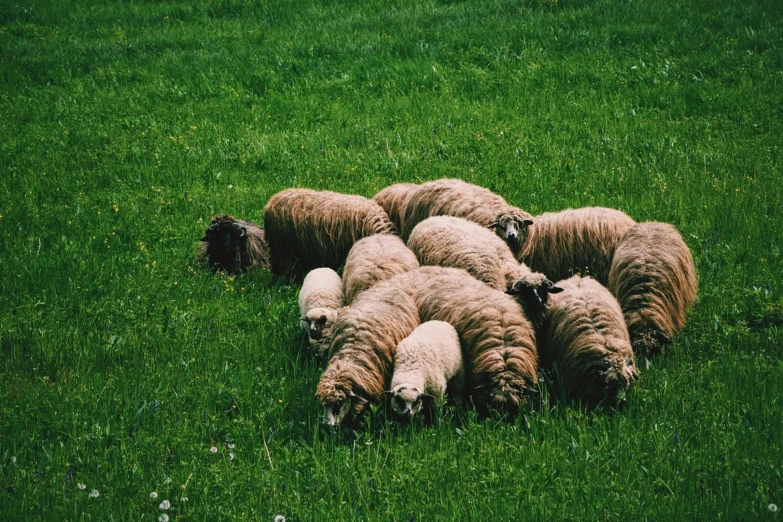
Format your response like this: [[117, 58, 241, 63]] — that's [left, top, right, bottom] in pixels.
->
[[402, 407, 411, 417], [309, 328, 322, 340]]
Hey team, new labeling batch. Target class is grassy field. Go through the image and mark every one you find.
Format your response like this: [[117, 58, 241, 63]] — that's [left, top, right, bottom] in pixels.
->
[[1, 0, 782, 519]]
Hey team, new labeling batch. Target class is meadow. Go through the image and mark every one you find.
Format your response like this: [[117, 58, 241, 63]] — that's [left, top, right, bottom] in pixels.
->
[[1, 0, 782, 519]]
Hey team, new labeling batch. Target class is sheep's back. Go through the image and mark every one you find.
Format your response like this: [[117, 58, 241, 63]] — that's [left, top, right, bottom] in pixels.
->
[[519, 207, 636, 285], [372, 183, 419, 233], [299, 267, 344, 312], [342, 234, 419, 304]]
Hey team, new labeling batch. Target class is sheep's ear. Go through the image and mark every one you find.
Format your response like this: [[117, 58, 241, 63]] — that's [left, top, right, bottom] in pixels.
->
[[522, 219, 534, 227], [505, 288, 520, 296], [237, 226, 247, 238], [547, 284, 564, 294], [348, 391, 368, 405]]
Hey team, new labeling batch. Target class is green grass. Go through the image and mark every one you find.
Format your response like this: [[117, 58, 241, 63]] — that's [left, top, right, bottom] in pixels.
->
[[1, 0, 782, 519]]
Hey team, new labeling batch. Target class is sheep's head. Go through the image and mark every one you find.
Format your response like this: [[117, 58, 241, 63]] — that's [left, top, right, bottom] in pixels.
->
[[580, 355, 638, 408], [505, 273, 563, 317], [489, 210, 534, 249], [390, 384, 430, 419], [301, 307, 337, 341], [316, 378, 369, 428], [200, 215, 250, 273]]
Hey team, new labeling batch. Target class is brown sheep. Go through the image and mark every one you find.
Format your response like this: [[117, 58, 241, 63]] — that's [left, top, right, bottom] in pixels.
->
[[607, 222, 698, 356], [263, 188, 395, 279], [539, 275, 638, 407], [372, 182, 419, 234], [397, 178, 534, 253], [516, 207, 636, 285], [198, 215, 270, 274], [342, 234, 420, 305]]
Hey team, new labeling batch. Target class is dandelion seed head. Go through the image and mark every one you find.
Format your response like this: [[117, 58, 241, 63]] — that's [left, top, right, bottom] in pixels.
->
[[229, 452, 235, 461], [159, 515, 170, 522], [159, 499, 171, 510], [274, 516, 286, 522], [227, 443, 236, 450], [150, 491, 158, 499], [77, 482, 86, 490], [770, 504, 778, 513], [164, 477, 172, 484], [89, 489, 100, 498], [210, 446, 218, 454]]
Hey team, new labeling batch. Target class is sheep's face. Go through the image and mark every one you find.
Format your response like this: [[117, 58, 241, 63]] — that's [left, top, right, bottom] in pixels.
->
[[322, 400, 353, 427], [490, 212, 534, 248], [320, 389, 369, 427], [390, 385, 425, 419], [302, 308, 335, 341], [506, 277, 563, 316]]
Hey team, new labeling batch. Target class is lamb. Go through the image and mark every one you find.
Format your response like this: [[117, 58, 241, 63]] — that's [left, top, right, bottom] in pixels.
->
[[342, 234, 420, 305], [298, 267, 345, 358], [263, 188, 395, 279], [394, 267, 540, 416], [198, 215, 270, 274], [397, 178, 535, 252], [515, 207, 636, 286], [316, 281, 420, 427], [607, 222, 698, 356], [389, 321, 464, 420], [372, 182, 420, 234], [539, 275, 638, 407], [407, 216, 562, 321]]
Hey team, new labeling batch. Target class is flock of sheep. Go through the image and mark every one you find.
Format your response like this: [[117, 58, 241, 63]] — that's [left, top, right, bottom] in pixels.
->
[[198, 178, 698, 427]]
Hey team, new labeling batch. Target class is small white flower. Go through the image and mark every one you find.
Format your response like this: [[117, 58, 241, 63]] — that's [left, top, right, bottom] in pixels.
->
[[210, 446, 218, 454], [228, 184, 233, 190], [181, 497, 189, 502], [159, 515, 170, 522], [159, 499, 171, 510], [229, 452, 235, 461], [164, 477, 172, 484], [150, 491, 158, 499], [77, 483, 87, 490], [89, 489, 100, 498], [274, 516, 286, 522], [770, 504, 779, 513], [227, 443, 236, 450]]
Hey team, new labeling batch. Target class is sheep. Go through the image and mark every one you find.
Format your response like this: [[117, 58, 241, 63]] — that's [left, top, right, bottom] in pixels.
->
[[263, 188, 395, 279], [397, 178, 535, 253], [607, 222, 698, 356], [372, 182, 419, 233], [198, 215, 270, 274], [394, 267, 540, 416], [539, 275, 638, 407], [515, 207, 636, 286], [389, 320, 464, 420], [407, 216, 562, 322], [342, 234, 420, 305], [298, 267, 345, 358], [316, 281, 420, 427]]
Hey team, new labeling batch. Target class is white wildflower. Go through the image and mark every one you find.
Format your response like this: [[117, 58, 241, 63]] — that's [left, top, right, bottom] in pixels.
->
[[89, 489, 100, 498], [159, 515, 170, 522], [77, 483, 87, 490], [159, 499, 171, 510], [150, 491, 158, 499]]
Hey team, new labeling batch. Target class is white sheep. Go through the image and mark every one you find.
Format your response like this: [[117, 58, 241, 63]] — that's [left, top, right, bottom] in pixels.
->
[[342, 234, 420, 305], [298, 267, 345, 358], [389, 321, 464, 419]]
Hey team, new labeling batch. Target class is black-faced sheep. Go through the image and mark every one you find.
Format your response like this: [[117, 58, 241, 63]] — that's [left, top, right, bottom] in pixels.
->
[[607, 222, 698, 356], [397, 178, 535, 252], [407, 216, 561, 321], [198, 215, 270, 274], [515, 207, 636, 286], [342, 234, 420, 305], [394, 267, 540, 416], [316, 281, 420, 427], [372, 182, 420, 234], [263, 188, 395, 279], [298, 267, 345, 358], [539, 275, 638, 407], [389, 320, 464, 420]]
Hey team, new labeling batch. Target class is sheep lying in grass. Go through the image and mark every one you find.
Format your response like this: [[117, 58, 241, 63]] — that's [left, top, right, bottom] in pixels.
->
[[342, 234, 420, 305], [263, 188, 395, 279], [516, 207, 636, 285], [394, 267, 540, 416], [389, 320, 464, 420], [316, 281, 420, 428], [298, 267, 345, 358], [198, 215, 270, 274], [398, 178, 535, 252], [539, 275, 638, 407], [608, 222, 698, 356], [372, 182, 419, 233], [407, 216, 562, 321]]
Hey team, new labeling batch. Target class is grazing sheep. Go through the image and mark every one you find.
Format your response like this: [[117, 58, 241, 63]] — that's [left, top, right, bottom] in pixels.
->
[[389, 321, 464, 420], [342, 234, 420, 305], [316, 282, 420, 427], [263, 188, 395, 279], [607, 222, 698, 356], [516, 207, 636, 285], [298, 267, 345, 358], [198, 215, 270, 274], [393, 267, 540, 416], [407, 216, 561, 321], [372, 182, 419, 233], [539, 275, 638, 407], [398, 178, 534, 253]]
